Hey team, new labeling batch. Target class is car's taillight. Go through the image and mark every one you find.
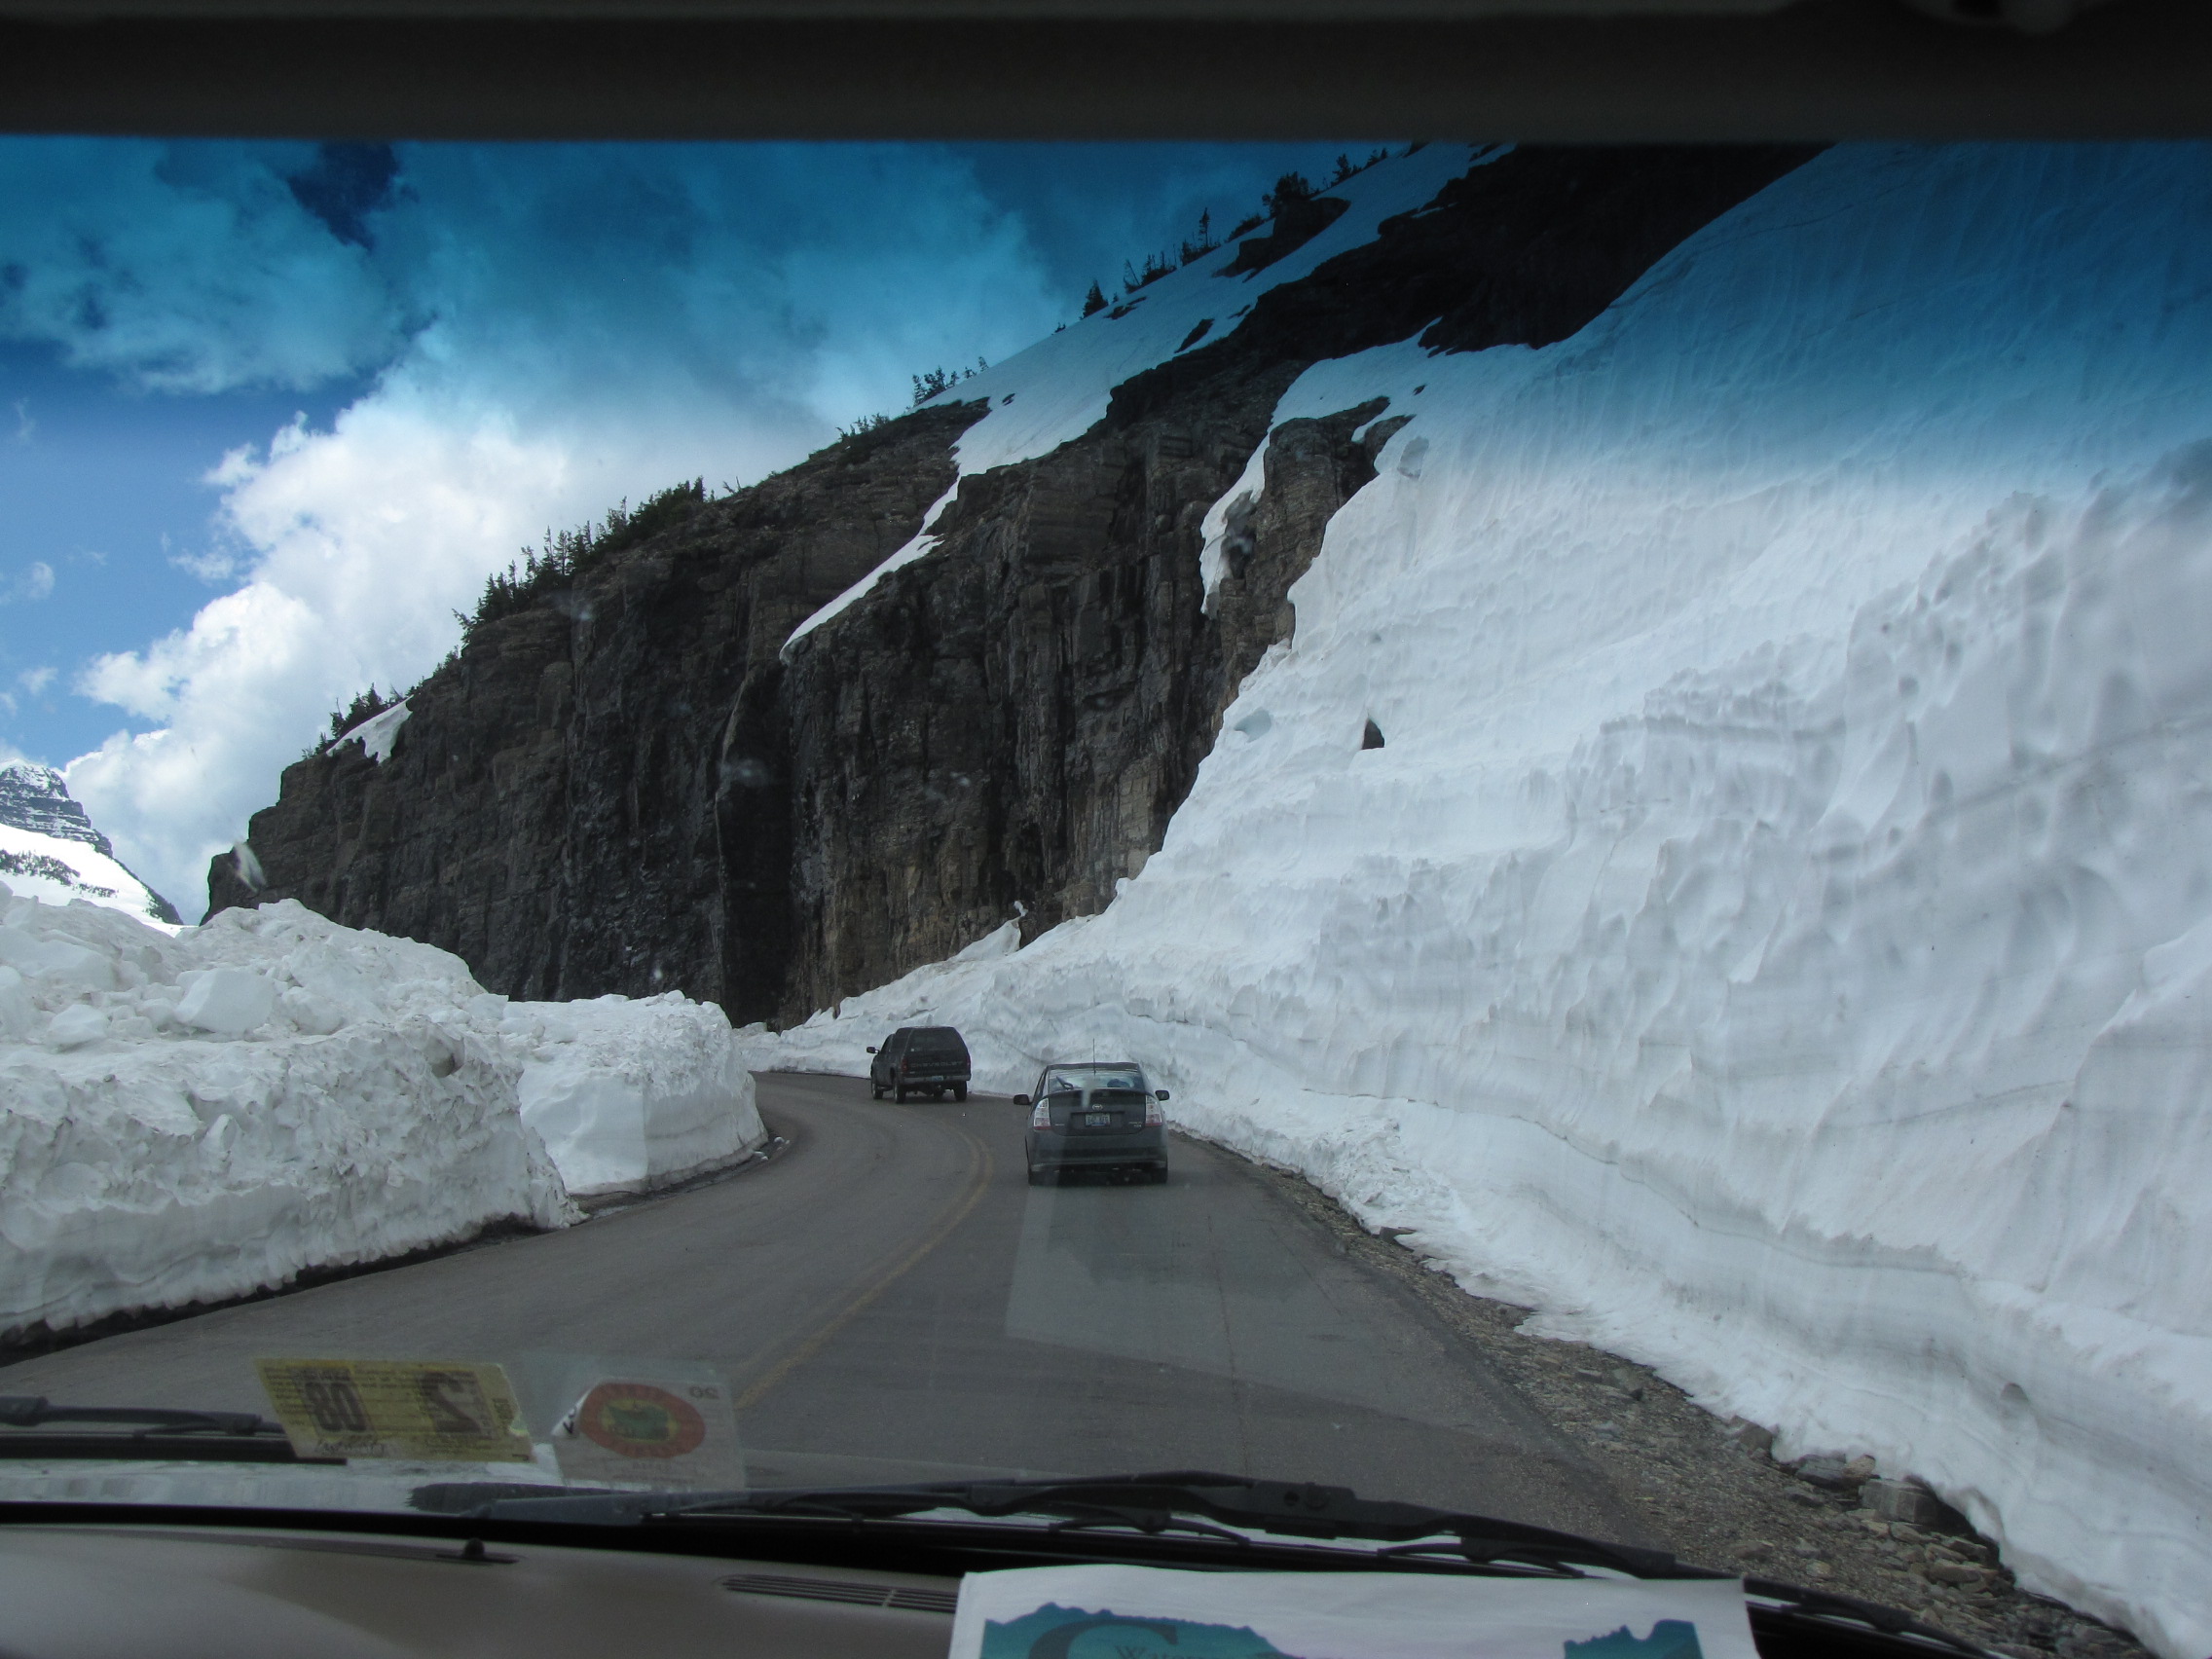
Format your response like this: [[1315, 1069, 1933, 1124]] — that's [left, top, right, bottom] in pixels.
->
[[1030, 1100, 1052, 1128], [1145, 1098, 1166, 1127]]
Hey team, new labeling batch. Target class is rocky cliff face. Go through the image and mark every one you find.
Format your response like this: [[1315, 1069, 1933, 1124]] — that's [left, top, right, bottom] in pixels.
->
[[208, 404, 981, 1006], [212, 144, 1817, 1025]]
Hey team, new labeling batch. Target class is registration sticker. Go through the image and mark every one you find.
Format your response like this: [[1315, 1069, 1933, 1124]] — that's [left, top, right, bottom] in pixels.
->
[[254, 1357, 535, 1463], [573, 1382, 708, 1459], [547, 1367, 742, 1488]]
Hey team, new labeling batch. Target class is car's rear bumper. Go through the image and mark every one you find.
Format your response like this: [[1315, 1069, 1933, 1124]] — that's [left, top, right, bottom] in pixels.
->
[[1025, 1128, 1166, 1169]]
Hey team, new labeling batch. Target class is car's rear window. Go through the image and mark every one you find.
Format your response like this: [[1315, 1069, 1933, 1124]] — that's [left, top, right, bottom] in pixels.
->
[[912, 1028, 965, 1051], [1088, 1089, 1148, 1108]]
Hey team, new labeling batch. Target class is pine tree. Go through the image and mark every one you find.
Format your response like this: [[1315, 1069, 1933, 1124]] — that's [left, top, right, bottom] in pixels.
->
[[1082, 280, 1107, 316], [1263, 171, 1313, 215]]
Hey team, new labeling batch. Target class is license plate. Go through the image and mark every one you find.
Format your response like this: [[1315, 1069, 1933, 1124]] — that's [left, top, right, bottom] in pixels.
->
[[1086, 1113, 1114, 1127]]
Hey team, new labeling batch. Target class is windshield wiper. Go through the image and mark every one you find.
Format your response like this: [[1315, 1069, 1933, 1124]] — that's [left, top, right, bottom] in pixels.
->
[[1742, 1578, 1996, 1659], [0, 1397, 275, 1436], [1043, 1503, 1255, 1548], [482, 1469, 1680, 1578], [0, 1395, 309, 1462], [465, 1470, 2000, 1658]]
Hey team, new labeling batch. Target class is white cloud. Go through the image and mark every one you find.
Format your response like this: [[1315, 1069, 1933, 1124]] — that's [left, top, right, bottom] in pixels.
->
[[6, 560, 54, 603], [168, 547, 241, 583], [18, 666, 55, 694], [64, 142, 1069, 914]]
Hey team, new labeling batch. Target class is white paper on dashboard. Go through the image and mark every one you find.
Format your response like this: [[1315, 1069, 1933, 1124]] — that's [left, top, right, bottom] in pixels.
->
[[949, 1566, 1759, 1659]]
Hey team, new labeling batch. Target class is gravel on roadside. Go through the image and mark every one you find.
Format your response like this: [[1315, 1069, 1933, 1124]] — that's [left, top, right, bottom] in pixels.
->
[[1253, 1157, 2153, 1659]]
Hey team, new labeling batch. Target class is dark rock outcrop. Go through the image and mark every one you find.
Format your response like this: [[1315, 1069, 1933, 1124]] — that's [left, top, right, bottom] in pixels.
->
[[212, 145, 1818, 1025], [1218, 190, 1351, 278]]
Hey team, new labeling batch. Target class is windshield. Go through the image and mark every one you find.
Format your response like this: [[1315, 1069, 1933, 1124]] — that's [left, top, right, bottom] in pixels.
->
[[0, 133, 2200, 1659], [1041, 1066, 1145, 1093]]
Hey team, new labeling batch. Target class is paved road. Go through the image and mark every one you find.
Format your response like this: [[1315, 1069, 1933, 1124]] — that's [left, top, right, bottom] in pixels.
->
[[0, 1074, 1640, 1542]]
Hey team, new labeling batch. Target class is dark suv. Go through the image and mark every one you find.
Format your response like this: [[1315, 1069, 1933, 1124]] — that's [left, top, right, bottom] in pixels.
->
[[1015, 1061, 1170, 1184], [866, 1026, 972, 1101]]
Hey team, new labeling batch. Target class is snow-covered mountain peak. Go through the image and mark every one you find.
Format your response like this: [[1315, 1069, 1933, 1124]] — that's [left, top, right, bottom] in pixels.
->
[[0, 762, 113, 854], [0, 761, 182, 928]]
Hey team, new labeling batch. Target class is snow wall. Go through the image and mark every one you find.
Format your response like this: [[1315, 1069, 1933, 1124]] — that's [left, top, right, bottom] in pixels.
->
[[1, 893, 764, 1339], [746, 144, 2212, 1659]]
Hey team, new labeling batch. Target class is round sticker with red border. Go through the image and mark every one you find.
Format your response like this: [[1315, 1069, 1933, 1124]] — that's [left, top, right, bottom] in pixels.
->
[[575, 1382, 707, 1459]]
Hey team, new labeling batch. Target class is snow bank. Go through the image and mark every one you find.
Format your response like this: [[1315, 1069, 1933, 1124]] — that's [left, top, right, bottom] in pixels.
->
[[748, 144, 2212, 1658], [0, 893, 763, 1338], [512, 993, 765, 1198]]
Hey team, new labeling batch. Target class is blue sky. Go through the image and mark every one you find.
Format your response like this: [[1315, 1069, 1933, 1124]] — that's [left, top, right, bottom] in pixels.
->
[[0, 138, 1367, 913], [0, 342, 368, 761]]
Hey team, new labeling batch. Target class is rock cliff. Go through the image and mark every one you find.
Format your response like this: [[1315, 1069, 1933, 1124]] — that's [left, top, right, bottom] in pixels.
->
[[210, 144, 1817, 1024]]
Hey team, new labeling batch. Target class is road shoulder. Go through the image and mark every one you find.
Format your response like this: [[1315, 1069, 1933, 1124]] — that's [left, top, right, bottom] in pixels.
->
[[1239, 1152, 2147, 1659]]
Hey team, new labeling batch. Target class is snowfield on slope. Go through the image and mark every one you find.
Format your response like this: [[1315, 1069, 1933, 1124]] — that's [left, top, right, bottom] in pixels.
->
[[747, 143, 2212, 1659], [0, 890, 764, 1339], [784, 143, 1489, 648]]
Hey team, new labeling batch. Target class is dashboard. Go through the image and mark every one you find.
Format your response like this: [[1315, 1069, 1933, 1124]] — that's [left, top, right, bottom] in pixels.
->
[[0, 1524, 960, 1659]]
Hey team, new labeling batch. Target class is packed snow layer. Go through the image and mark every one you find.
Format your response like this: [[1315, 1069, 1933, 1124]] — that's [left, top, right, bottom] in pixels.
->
[[751, 144, 2212, 1658], [0, 893, 763, 1337], [785, 144, 1489, 648]]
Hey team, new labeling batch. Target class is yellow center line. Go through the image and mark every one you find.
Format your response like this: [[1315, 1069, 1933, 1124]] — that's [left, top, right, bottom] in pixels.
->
[[733, 1117, 996, 1414]]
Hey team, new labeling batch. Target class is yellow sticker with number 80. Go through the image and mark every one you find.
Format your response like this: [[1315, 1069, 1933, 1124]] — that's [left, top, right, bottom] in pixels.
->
[[255, 1357, 535, 1462]]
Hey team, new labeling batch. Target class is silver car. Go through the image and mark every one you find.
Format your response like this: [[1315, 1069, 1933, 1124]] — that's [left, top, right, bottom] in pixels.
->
[[1014, 1061, 1171, 1185]]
